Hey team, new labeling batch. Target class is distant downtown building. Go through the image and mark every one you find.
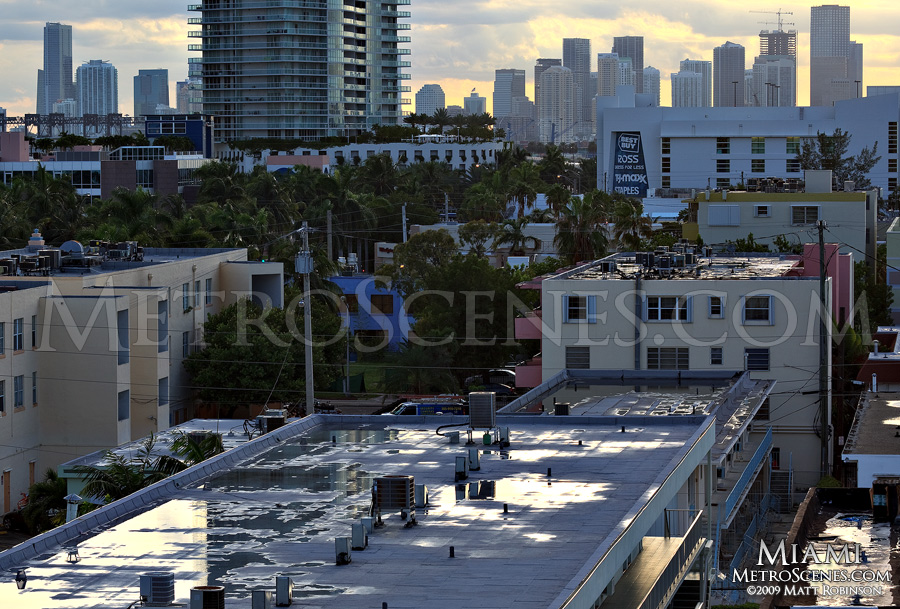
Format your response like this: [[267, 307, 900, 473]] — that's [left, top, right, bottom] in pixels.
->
[[643, 66, 660, 106], [752, 27, 797, 107], [37, 22, 74, 115], [534, 58, 562, 120], [76, 60, 118, 116], [563, 38, 592, 139], [672, 59, 712, 107], [414, 84, 445, 116], [713, 41, 745, 107], [611, 36, 644, 94], [810, 4, 863, 106], [463, 91, 486, 115], [596, 53, 620, 98], [134, 69, 170, 117], [492, 69, 526, 118], [189, 1, 410, 144], [538, 65, 574, 144]]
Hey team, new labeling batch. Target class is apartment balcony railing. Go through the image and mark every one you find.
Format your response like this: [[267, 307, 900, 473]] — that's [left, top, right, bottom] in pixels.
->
[[188, 0, 328, 10], [514, 309, 542, 341], [723, 427, 772, 519]]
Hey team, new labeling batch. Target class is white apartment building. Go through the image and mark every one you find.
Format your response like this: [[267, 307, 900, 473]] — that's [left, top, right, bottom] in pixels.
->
[[76, 60, 118, 116], [694, 175, 877, 264], [596, 90, 900, 195], [0, 238, 282, 515], [539, 66, 575, 144], [515, 251, 843, 488]]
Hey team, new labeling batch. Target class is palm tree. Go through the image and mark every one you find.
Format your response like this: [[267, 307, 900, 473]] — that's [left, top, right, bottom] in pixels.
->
[[612, 198, 654, 251], [493, 217, 540, 256], [544, 183, 571, 217], [431, 108, 451, 134], [539, 145, 567, 182], [507, 162, 541, 218], [22, 468, 68, 534], [554, 190, 609, 264]]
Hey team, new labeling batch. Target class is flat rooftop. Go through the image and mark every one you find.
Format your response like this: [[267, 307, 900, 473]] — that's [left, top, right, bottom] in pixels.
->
[[0, 414, 709, 609], [843, 394, 900, 456], [564, 253, 799, 281]]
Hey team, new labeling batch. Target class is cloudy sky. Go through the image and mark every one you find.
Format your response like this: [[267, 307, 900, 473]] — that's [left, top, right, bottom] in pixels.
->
[[1, 1, 899, 119]]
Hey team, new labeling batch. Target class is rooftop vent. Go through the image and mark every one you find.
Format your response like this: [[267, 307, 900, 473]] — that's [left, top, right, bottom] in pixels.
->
[[275, 576, 293, 606]]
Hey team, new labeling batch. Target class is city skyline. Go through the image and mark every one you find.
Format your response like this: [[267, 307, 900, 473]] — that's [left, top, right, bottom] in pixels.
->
[[2, 2, 900, 120]]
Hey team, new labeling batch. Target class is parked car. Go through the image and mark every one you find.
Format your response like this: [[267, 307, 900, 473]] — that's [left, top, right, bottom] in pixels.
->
[[464, 369, 516, 388], [387, 402, 469, 416]]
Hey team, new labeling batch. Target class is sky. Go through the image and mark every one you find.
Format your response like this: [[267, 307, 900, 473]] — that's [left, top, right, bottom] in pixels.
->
[[1, 1, 899, 120]]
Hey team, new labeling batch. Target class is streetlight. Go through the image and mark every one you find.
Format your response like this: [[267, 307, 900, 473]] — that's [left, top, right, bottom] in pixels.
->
[[340, 296, 351, 396]]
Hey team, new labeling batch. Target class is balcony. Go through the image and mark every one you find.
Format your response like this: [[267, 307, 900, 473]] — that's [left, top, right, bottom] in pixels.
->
[[515, 356, 541, 389], [514, 309, 542, 341], [596, 510, 706, 609], [711, 427, 773, 529]]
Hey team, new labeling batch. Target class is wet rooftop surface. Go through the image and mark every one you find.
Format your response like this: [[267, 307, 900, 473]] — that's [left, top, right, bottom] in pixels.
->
[[2, 418, 705, 609]]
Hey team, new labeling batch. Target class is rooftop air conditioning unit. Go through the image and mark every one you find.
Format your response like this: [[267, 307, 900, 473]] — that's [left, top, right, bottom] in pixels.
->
[[190, 585, 225, 609], [140, 572, 175, 606], [252, 590, 274, 609], [373, 475, 415, 524], [599, 260, 617, 273], [469, 392, 496, 429]]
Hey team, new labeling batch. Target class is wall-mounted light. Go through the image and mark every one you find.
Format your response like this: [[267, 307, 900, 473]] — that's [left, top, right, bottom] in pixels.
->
[[15, 568, 26, 589]]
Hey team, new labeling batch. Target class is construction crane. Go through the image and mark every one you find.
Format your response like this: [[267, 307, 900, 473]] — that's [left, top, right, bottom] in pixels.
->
[[750, 9, 794, 30]]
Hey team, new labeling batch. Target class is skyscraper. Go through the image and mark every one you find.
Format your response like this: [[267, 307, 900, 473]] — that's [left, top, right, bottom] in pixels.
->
[[563, 39, 591, 138], [596, 53, 620, 97], [492, 69, 526, 118], [538, 66, 574, 144], [464, 91, 486, 116], [415, 84, 445, 116], [643, 67, 660, 106], [753, 27, 797, 106], [671, 70, 705, 107], [611, 36, 644, 93], [190, 2, 410, 143], [76, 60, 118, 116], [677, 59, 712, 107], [810, 5, 857, 106], [534, 58, 562, 119], [134, 69, 170, 117], [37, 22, 74, 114], [713, 42, 745, 107]]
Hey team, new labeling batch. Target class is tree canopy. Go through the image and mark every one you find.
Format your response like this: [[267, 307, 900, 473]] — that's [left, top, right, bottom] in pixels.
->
[[797, 128, 882, 190]]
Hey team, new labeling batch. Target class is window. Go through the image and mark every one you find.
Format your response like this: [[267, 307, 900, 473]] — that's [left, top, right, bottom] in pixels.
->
[[716, 178, 731, 189], [771, 447, 780, 470], [565, 346, 590, 369], [117, 310, 129, 365], [158, 377, 169, 407], [716, 137, 730, 154], [31, 371, 37, 405], [751, 137, 765, 154], [889, 122, 897, 154], [646, 296, 691, 321], [786, 158, 801, 173], [791, 206, 819, 225], [890, 178, 898, 193], [117, 390, 130, 421], [0, 322, 4, 355], [13, 318, 23, 351], [661, 157, 670, 173], [563, 295, 597, 323], [661, 137, 671, 154], [182, 283, 190, 311], [708, 205, 740, 226], [158, 301, 168, 353], [754, 205, 769, 218], [751, 159, 765, 173], [342, 294, 359, 313], [182, 331, 191, 358], [745, 348, 770, 371], [647, 347, 689, 370], [743, 295, 773, 324], [14, 375, 23, 409], [0, 380, 4, 413], [889, 159, 897, 173], [194, 280, 201, 307], [755, 397, 770, 421], [716, 159, 730, 173], [786, 136, 800, 155], [710, 347, 723, 365], [661, 176, 671, 189], [205, 278, 212, 305], [708, 296, 724, 318], [371, 294, 394, 315], [31, 315, 36, 348]]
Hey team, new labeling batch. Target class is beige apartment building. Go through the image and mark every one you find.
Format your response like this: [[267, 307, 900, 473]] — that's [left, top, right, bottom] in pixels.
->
[[0, 237, 282, 514]]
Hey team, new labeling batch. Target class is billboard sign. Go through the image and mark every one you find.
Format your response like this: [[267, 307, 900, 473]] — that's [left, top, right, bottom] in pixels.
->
[[612, 132, 648, 197]]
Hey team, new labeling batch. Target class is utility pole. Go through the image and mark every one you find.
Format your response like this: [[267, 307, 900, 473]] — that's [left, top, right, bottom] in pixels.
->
[[326, 209, 333, 261], [294, 221, 315, 416], [817, 220, 829, 478], [401, 203, 408, 243]]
